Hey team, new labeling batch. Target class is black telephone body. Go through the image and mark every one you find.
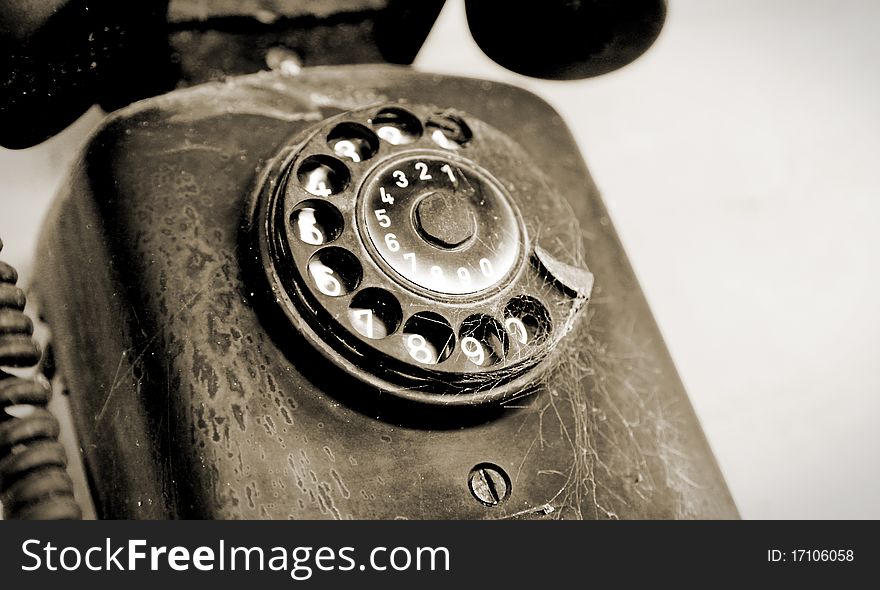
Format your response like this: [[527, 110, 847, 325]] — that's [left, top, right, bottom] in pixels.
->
[[24, 66, 735, 519]]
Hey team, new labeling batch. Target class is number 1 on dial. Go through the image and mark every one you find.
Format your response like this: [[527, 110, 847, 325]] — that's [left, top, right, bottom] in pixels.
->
[[440, 163, 456, 183]]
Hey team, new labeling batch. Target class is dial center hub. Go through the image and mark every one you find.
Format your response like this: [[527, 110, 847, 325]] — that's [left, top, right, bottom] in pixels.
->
[[414, 190, 477, 249]]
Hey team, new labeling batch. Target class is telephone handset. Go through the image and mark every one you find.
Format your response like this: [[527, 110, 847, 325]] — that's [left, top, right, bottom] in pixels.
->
[[251, 103, 592, 404]]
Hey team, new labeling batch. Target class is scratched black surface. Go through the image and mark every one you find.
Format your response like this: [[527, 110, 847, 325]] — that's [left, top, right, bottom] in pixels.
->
[[34, 66, 738, 519]]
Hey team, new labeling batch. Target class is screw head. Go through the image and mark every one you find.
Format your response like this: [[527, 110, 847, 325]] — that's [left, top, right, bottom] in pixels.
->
[[468, 463, 511, 506]]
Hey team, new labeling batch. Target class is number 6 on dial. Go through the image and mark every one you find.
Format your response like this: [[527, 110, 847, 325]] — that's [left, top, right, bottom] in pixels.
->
[[309, 263, 342, 296], [385, 233, 400, 252]]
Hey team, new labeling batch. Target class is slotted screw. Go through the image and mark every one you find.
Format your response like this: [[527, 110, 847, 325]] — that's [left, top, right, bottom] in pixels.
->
[[468, 464, 510, 506]]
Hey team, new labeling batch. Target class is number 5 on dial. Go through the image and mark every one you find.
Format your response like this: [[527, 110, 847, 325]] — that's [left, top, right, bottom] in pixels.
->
[[374, 209, 391, 227]]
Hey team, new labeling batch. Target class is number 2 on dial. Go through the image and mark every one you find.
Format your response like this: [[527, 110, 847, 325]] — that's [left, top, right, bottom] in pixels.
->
[[414, 162, 432, 180]]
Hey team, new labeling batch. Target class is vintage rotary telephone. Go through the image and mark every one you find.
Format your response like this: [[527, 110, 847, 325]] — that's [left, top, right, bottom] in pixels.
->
[[0, 0, 737, 519]]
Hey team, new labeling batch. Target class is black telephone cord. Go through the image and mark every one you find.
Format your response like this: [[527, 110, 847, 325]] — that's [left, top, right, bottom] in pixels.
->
[[0, 237, 82, 519]]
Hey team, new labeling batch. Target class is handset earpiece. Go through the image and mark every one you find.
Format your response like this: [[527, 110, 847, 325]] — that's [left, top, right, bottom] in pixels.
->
[[465, 0, 667, 80]]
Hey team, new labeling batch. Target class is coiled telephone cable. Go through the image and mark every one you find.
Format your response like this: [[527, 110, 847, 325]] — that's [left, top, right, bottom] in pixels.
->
[[0, 237, 81, 519]]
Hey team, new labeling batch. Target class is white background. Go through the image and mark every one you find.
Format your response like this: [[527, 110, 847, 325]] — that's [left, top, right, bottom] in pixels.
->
[[2, 0, 878, 518]]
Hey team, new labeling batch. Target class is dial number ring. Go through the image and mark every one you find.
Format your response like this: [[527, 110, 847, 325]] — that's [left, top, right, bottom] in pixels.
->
[[359, 155, 522, 297]]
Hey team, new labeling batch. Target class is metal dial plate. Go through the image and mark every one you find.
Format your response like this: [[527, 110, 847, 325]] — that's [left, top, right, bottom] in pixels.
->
[[251, 103, 593, 404]]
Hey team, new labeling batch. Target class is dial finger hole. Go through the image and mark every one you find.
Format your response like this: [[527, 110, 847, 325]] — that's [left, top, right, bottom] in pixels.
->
[[459, 314, 508, 367], [307, 247, 362, 297], [402, 312, 455, 365], [370, 107, 422, 145], [328, 122, 379, 163], [348, 288, 402, 340], [503, 296, 552, 346], [289, 200, 343, 245], [427, 112, 473, 149], [296, 155, 350, 197]]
